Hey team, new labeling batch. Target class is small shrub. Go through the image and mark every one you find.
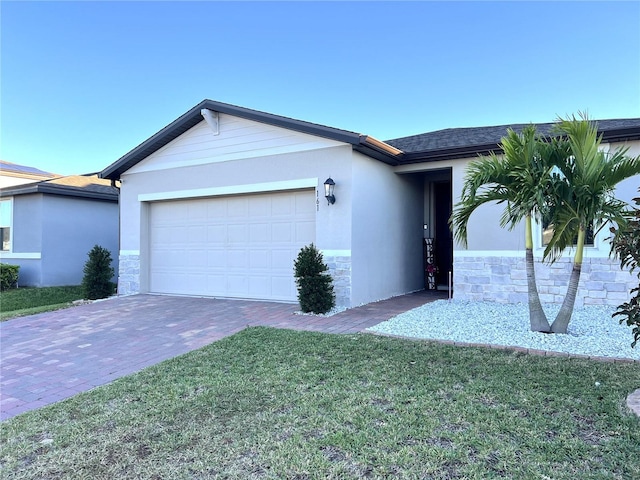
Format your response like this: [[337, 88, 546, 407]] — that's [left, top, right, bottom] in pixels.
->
[[610, 189, 640, 347], [82, 245, 115, 300], [294, 243, 335, 314], [0, 263, 19, 291]]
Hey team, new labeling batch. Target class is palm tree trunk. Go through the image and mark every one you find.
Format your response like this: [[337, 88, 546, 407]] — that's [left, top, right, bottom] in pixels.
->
[[525, 215, 550, 332], [551, 228, 586, 334]]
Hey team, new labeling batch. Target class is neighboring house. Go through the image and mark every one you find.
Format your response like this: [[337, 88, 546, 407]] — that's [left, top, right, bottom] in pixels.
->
[[100, 99, 640, 308], [1, 160, 57, 188], [0, 174, 119, 287]]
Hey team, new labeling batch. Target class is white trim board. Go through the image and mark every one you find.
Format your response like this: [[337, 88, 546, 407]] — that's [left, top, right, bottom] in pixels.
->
[[321, 250, 351, 257], [0, 252, 41, 260], [138, 178, 318, 202]]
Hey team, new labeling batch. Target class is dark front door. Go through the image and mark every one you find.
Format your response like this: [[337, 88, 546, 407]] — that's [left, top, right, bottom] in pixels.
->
[[434, 181, 453, 288]]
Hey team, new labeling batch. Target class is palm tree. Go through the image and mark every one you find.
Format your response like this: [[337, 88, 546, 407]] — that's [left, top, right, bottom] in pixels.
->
[[451, 125, 554, 332], [543, 114, 640, 333]]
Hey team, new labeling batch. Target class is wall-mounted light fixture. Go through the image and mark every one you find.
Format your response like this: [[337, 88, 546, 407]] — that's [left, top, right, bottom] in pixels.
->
[[324, 177, 336, 205]]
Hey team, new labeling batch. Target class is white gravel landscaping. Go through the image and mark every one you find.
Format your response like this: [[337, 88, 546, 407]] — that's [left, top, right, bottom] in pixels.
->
[[367, 300, 640, 361]]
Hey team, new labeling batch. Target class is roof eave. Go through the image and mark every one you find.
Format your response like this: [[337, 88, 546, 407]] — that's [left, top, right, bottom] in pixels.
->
[[100, 99, 366, 180], [399, 143, 501, 164], [0, 183, 118, 202], [600, 127, 640, 144]]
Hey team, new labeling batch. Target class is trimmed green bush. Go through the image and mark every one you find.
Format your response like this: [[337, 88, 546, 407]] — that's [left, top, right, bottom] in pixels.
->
[[294, 243, 335, 314], [82, 245, 115, 300], [0, 263, 19, 291]]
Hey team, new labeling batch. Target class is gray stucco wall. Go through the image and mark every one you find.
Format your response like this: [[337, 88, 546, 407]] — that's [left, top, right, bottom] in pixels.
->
[[118, 145, 355, 302], [12, 194, 43, 253], [3, 193, 119, 287], [350, 153, 424, 306], [118, 143, 427, 308], [40, 195, 119, 286], [6, 194, 44, 285]]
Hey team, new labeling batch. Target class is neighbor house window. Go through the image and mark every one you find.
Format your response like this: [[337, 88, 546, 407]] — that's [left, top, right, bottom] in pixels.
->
[[0, 199, 12, 251]]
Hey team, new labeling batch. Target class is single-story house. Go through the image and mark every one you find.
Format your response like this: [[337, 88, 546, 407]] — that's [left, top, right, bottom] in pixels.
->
[[100, 99, 640, 308], [0, 174, 119, 287]]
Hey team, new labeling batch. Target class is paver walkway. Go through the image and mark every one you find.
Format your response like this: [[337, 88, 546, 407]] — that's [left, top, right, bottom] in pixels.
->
[[0, 290, 446, 421]]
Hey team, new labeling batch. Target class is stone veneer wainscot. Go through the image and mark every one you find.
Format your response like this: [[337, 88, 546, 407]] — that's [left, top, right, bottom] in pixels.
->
[[454, 255, 635, 307]]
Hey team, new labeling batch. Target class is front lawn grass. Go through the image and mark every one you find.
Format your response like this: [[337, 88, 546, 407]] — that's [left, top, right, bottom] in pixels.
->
[[0, 285, 84, 321], [1, 327, 639, 479]]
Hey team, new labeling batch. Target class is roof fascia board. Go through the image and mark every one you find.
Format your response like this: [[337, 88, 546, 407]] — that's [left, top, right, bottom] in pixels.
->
[[100, 99, 368, 180], [37, 184, 118, 202], [1, 184, 118, 202], [400, 143, 502, 164], [0, 185, 40, 197], [600, 127, 640, 143], [353, 145, 400, 165], [209, 100, 362, 144]]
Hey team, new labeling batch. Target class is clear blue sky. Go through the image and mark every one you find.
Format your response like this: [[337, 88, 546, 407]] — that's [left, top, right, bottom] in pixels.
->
[[2, 1, 639, 176]]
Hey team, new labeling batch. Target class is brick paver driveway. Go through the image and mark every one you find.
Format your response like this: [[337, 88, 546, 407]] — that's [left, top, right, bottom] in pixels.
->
[[1, 290, 445, 420]]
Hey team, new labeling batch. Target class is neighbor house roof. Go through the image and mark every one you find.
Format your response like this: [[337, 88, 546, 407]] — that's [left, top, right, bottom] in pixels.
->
[[0, 175, 119, 202], [387, 118, 640, 163], [1, 160, 57, 180], [100, 99, 403, 180]]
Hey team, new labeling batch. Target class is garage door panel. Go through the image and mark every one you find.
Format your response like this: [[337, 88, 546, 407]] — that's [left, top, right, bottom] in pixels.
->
[[249, 223, 270, 242], [149, 189, 315, 301], [250, 250, 270, 268], [187, 250, 206, 267], [188, 202, 208, 220], [272, 276, 294, 298], [249, 197, 270, 216], [272, 195, 293, 215], [207, 274, 225, 292], [227, 274, 248, 295], [207, 250, 226, 267], [207, 201, 226, 217], [249, 276, 270, 296], [271, 249, 294, 269], [228, 224, 248, 243], [271, 223, 293, 242], [207, 225, 225, 243], [227, 250, 248, 268], [227, 198, 249, 217]]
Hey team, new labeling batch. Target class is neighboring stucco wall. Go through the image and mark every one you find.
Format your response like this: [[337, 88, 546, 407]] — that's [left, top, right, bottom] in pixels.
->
[[39, 195, 119, 287], [1, 194, 44, 285], [350, 153, 424, 306], [1, 193, 119, 287]]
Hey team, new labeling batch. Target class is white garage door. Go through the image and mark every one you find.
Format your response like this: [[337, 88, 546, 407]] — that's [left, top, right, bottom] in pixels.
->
[[149, 190, 316, 301]]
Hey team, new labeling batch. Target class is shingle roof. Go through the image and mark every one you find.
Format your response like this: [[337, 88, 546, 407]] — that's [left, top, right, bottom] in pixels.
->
[[100, 99, 640, 176], [0, 175, 118, 202], [386, 118, 640, 161]]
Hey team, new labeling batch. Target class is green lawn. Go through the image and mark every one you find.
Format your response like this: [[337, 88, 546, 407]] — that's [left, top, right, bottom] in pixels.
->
[[1, 327, 639, 479], [0, 285, 85, 321]]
